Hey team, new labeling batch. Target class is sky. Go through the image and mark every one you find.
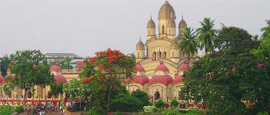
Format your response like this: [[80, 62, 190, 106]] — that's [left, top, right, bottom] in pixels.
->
[[1, 0, 269, 57]]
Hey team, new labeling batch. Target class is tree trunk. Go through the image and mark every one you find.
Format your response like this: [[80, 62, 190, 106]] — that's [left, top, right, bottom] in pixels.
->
[[107, 75, 116, 111], [23, 88, 27, 106], [107, 84, 113, 111], [186, 54, 190, 108]]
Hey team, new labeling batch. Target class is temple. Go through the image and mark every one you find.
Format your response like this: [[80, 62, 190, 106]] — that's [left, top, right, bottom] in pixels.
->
[[126, 1, 195, 103]]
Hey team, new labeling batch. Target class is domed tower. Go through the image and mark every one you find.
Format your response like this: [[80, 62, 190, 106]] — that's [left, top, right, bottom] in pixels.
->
[[167, 19, 176, 39], [147, 17, 156, 40], [158, 1, 176, 38], [170, 40, 180, 63], [136, 38, 145, 61], [178, 14, 187, 36]]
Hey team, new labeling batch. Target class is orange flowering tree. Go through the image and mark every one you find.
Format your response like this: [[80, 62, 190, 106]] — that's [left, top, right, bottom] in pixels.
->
[[79, 49, 135, 111]]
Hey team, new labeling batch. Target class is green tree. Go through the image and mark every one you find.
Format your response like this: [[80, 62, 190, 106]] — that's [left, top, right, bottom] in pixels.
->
[[156, 100, 165, 108], [180, 26, 269, 114], [7, 50, 54, 105], [170, 99, 179, 107], [0, 56, 11, 76], [177, 27, 197, 74], [261, 20, 270, 40], [196, 17, 218, 53], [81, 49, 135, 111], [49, 57, 73, 69], [131, 89, 151, 107], [50, 82, 64, 100]]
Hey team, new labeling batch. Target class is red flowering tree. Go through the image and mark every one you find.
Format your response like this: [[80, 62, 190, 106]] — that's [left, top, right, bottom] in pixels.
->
[[80, 49, 135, 111]]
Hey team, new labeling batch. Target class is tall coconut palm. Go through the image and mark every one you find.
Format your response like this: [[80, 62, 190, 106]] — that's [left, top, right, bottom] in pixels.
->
[[261, 20, 270, 40], [196, 18, 218, 54], [178, 27, 197, 69], [177, 27, 197, 107]]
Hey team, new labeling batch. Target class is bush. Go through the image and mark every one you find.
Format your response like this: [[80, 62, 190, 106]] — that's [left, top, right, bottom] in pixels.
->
[[0, 105, 13, 115], [170, 99, 179, 107], [114, 112, 122, 115], [88, 108, 104, 115], [156, 100, 165, 108], [15, 106, 24, 114], [143, 106, 156, 113]]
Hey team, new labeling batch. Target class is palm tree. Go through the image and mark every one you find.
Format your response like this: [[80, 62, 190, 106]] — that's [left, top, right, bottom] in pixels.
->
[[196, 18, 218, 54], [178, 27, 197, 70], [261, 20, 270, 40]]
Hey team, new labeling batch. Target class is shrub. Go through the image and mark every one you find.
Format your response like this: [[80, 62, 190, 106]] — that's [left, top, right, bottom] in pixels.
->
[[143, 106, 155, 113], [0, 105, 13, 115], [170, 99, 179, 107], [156, 100, 165, 108], [114, 112, 122, 115], [88, 108, 104, 115], [15, 106, 24, 114]]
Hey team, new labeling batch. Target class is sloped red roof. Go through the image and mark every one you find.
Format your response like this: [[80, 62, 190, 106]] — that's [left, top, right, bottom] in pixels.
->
[[135, 63, 145, 72], [127, 75, 149, 86], [148, 75, 173, 86], [50, 62, 62, 72], [178, 61, 191, 71], [155, 62, 169, 72], [172, 75, 184, 85], [54, 75, 67, 84], [76, 61, 84, 67]]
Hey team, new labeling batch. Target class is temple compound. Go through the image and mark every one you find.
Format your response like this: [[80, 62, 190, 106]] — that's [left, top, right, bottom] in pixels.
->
[[126, 1, 196, 103], [0, 1, 196, 106]]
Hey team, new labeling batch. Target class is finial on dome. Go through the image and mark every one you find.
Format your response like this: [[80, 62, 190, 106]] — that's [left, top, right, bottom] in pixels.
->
[[182, 12, 184, 19], [54, 61, 57, 65]]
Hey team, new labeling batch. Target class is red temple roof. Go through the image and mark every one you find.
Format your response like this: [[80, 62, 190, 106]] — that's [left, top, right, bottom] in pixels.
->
[[155, 62, 169, 72], [148, 75, 173, 86]]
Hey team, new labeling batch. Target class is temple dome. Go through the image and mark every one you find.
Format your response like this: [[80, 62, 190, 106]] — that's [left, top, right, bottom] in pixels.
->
[[135, 63, 145, 72], [136, 39, 145, 50], [178, 61, 191, 71], [158, 1, 176, 20], [127, 75, 149, 86], [54, 75, 67, 84], [50, 62, 62, 72], [168, 20, 176, 28], [148, 75, 173, 86], [147, 18, 155, 28], [179, 19, 187, 29], [155, 62, 169, 72], [172, 75, 184, 86]]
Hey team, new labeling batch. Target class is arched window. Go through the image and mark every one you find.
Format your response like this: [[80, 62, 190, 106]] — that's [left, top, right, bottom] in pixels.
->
[[158, 52, 162, 59], [162, 25, 165, 33], [164, 52, 167, 59], [172, 51, 174, 57], [153, 52, 156, 60]]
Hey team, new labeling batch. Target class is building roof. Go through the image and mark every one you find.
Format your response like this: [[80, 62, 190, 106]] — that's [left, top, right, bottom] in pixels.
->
[[135, 63, 145, 72], [147, 17, 156, 28], [155, 62, 169, 72], [50, 62, 62, 72], [45, 53, 81, 59], [168, 19, 176, 28], [136, 39, 145, 50], [54, 75, 67, 84], [172, 75, 184, 85], [148, 75, 173, 86], [179, 19, 187, 29], [127, 75, 149, 86], [158, 1, 176, 20], [178, 61, 191, 71]]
